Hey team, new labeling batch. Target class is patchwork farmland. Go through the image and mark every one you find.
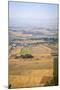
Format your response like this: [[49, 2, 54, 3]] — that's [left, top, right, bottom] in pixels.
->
[[8, 35, 58, 88]]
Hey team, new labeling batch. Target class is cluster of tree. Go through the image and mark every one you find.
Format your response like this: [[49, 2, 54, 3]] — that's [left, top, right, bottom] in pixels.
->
[[20, 54, 33, 58]]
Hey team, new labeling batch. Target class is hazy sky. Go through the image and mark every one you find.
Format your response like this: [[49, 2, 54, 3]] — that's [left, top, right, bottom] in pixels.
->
[[9, 2, 58, 29]]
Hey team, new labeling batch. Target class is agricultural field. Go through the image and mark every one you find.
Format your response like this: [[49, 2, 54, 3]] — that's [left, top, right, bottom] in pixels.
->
[[20, 47, 32, 55], [8, 42, 58, 88]]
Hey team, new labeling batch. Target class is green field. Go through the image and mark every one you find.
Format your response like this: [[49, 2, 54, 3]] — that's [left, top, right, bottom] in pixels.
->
[[20, 46, 32, 55]]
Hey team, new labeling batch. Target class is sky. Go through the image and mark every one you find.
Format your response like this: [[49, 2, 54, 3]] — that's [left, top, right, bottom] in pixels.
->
[[8, 2, 58, 29]]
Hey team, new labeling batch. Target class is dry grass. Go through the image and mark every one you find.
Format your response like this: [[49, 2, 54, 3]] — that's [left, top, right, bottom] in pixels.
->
[[9, 69, 53, 88]]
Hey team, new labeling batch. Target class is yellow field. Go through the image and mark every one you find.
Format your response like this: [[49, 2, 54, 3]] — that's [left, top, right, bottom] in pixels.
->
[[9, 69, 53, 88], [8, 44, 54, 88]]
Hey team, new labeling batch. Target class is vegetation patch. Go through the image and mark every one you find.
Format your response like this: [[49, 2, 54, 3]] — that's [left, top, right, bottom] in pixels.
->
[[20, 47, 32, 55], [20, 46, 33, 58], [44, 57, 58, 86], [20, 54, 33, 58]]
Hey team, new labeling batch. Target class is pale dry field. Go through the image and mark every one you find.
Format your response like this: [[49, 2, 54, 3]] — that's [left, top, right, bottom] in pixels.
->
[[8, 44, 54, 88]]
